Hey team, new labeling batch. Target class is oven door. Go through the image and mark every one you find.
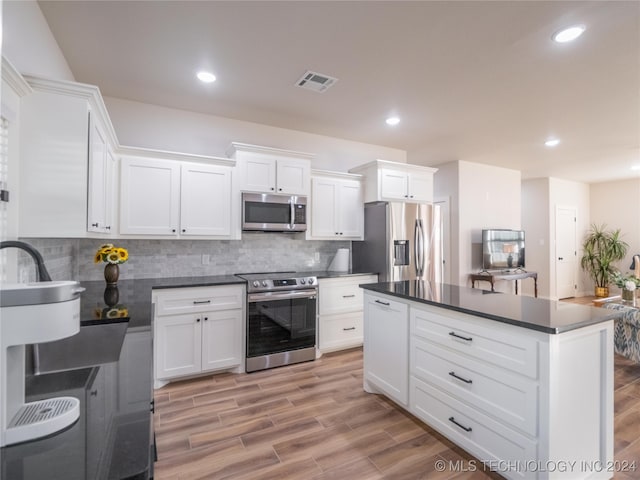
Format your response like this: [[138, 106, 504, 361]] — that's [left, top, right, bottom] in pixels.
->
[[246, 289, 316, 358]]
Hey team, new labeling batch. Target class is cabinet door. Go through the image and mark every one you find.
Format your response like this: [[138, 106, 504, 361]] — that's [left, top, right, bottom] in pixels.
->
[[180, 163, 232, 236], [87, 114, 108, 233], [380, 169, 409, 200], [364, 294, 409, 405], [408, 172, 434, 203], [310, 177, 339, 238], [276, 158, 310, 195], [201, 309, 242, 372], [120, 157, 180, 235], [244, 155, 277, 192], [155, 313, 201, 379], [337, 180, 363, 238]]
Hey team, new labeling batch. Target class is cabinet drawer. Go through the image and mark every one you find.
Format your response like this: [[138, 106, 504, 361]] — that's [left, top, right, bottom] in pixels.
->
[[411, 337, 538, 436], [319, 275, 377, 315], [154, 285, 244, 316], [319, 311, 363, 351], [411, 305, 539, 378], [410, 376, 537, 480]]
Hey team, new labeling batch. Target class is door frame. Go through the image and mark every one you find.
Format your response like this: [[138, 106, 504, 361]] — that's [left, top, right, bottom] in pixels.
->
[[554, 205, 578, 300]]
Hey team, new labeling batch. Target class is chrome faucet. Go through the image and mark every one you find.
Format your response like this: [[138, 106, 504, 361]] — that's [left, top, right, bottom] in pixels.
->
[[0, 241, 52, 282]]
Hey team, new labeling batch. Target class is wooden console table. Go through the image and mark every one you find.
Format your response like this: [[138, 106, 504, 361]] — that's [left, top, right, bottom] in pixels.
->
[[470, 271, 538, 297]]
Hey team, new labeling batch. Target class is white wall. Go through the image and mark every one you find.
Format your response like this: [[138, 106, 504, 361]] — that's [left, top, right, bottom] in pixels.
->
[[434, 162, 459, 286], [2, 1, 74, 81], [104, 97, 406, 171], [435, 160, 521, 290], [522, 178, 550, 297], [590, 178, 640, 294]]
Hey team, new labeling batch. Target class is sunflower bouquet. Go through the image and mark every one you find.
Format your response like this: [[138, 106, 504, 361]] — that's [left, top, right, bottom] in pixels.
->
[[94, 244, 129, 264]]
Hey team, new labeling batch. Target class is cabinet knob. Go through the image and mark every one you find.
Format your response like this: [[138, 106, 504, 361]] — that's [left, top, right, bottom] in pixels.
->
[[91, 222, 99, 227], [90, 390, 98, 396], [182, 229, 186, 233], [335, 232, 339, 235], [271, 187, 275, 191], [196, 318, 200, 322], [106, 225, 111, 230], [204, 317, 208, 321], [278, 188, 282, 192], [172, 229, 176, 233], [339, 232, 343, 235], [410, 195, 414, 198], [404, 195, 408, 198]]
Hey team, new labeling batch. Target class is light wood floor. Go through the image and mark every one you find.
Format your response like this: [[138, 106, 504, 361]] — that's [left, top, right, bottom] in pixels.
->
[[153, 348, 640, 480]]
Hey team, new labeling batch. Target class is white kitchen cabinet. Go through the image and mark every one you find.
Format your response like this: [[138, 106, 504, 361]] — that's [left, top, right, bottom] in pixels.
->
[[120, 151, 237, 238], [180, 163, 232, 236], [309, 171, 363, 240], [363, 291, 616, 480], [318, 274, 377, 353], [153, 285, 244, 388], [120, 156, 180, 236], [87, 115, 117, 234], [19, 76, 118, 237], [226, 142, 313, 195], [350, 159, 437, 203], [363, 292, 409, 406]]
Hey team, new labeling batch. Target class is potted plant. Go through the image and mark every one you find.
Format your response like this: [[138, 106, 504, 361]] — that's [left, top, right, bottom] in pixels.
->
[[580, 224, 628, 297]]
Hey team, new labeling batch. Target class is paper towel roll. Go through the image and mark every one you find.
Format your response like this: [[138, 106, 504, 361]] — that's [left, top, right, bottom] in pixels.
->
[[328, 248, 350, 272]]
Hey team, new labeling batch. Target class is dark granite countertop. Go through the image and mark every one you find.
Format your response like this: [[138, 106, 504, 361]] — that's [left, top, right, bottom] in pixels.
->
[[361, 280, 622, 334]]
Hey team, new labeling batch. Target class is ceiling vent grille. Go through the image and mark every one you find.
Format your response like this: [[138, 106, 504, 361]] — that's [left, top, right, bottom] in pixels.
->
[[295, 70, 338, 93]]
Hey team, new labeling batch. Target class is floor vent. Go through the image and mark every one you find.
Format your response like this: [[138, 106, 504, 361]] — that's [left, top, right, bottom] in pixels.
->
[[295, 70, 338, 93]]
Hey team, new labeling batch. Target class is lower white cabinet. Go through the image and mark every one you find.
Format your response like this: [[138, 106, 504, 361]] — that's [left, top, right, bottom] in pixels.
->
[[363, 292, 409, 406], [362, 292, 615, 480], [153, 285, 244, 388], [318, 274, 377, 353]]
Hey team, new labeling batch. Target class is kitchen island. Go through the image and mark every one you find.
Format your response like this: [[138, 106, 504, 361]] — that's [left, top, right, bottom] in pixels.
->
[[360, 281, 623, 480]]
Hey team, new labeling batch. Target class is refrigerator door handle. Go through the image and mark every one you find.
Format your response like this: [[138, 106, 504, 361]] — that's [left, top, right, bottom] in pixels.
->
[[415, 219, 424, 277]]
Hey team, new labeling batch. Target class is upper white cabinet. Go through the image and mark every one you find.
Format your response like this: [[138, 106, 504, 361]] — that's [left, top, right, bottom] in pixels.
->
[[19, 76, 118, 237], [119, 148, 238, 239], [350, 160, 437, 203], [308, 170, 363, 240], [226, 142, 312, 196]]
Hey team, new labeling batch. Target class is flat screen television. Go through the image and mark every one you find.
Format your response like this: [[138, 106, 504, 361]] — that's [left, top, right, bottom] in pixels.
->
[[482, 229, 525, 270]]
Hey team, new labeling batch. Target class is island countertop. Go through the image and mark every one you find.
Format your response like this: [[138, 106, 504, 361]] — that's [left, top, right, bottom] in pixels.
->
[[360, 280, 623, 334]]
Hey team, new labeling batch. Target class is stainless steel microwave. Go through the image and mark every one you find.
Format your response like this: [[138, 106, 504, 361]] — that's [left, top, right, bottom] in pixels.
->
[[242, 193, 307, 232]]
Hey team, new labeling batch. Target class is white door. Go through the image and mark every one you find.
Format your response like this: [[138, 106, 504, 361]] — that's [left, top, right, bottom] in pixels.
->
[[337, 179, 363, 238], [243, 155, 276, 193], [87, 114, 107, 232], [311, 177, 338, 238], [201, 309, 242, 372], [120, 157, 180, 235], [155, 314, 201, 380], [556, 206, 577, 299], [408, 172, 434, 203], [380, 169, 408, 200], [180, 163, 232, 236], [276, 158, 309, 195]]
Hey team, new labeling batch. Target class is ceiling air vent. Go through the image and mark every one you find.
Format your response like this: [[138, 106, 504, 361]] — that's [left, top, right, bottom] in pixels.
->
[[295, 70, 338, 93]]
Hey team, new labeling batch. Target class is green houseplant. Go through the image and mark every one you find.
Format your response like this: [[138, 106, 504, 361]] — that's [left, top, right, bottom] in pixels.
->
[[580, 224, 628, 297]]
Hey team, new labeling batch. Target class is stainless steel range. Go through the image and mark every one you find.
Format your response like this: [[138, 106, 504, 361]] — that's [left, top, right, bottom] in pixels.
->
[[236, 272, 317, 373]]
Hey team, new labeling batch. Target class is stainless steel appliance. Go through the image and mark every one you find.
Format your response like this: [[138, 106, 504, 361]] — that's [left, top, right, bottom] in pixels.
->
[[352, 201, 443, 283], [242, 193, 307, 232], [237, 272, 317, 372]]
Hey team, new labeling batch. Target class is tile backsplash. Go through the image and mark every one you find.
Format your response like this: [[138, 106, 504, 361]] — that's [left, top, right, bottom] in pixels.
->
[[18, 235, 351, 282]]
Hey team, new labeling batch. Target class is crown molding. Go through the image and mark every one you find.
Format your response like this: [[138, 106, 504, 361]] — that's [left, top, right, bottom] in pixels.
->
[[226, 142, 315, 160], [1, 57, 33, 97], [118, 145, 236, 166]]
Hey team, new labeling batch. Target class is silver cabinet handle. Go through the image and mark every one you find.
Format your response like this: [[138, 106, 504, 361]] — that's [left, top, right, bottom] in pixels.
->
[[342, 294, 356, 298], [343, 327, 356, 331], [374, 299, 390, 306], [193, 300, 211, 305]]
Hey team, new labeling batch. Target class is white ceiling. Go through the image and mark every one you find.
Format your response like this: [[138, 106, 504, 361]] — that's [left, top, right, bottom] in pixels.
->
[[38, 1, 640, 184]]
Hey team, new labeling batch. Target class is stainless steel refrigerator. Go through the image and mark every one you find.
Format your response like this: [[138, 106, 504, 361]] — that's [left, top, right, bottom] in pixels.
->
[[352, 201, 443, 283]]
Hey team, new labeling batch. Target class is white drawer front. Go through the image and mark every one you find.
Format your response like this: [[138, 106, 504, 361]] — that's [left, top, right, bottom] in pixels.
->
[[319, 275, 377, 315], [411, 337, 538, 436], [411, 305, 539, 378], [154, 285, 244, 316], [319, 311, 363, 351], [410, 376, 538, 480]]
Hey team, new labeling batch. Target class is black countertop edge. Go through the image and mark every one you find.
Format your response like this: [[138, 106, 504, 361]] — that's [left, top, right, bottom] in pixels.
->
[[360, 281, 623, 335]]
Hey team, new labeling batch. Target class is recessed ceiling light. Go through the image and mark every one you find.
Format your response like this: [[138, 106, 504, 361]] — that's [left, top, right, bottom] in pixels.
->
[[632, 165, 640, 171], [386, 117, 400, 126], [197, 71, 216, 83], [545, 138, 560, 147], [553, 25, 586, 43]]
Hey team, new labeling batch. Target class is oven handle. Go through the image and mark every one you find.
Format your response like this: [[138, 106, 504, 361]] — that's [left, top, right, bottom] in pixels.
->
[[248, 289, 317, 302]]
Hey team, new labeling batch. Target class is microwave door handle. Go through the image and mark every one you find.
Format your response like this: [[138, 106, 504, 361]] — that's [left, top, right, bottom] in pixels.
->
[[290, 202, 295, 230]]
